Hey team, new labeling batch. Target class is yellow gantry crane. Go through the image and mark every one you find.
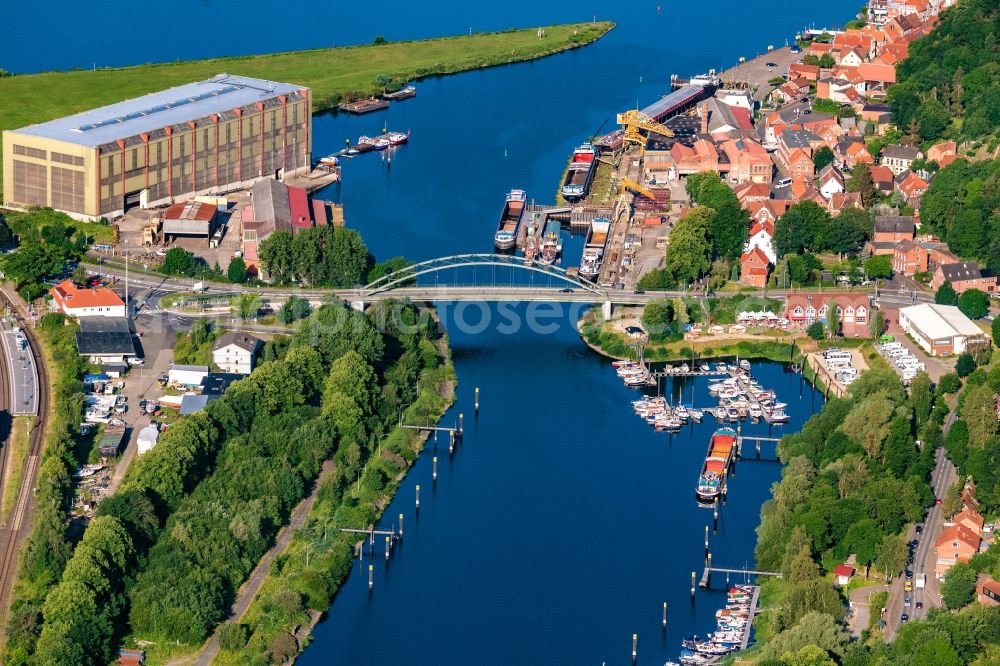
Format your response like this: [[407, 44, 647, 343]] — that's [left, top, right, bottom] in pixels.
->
[[615, 109, 675, 160]]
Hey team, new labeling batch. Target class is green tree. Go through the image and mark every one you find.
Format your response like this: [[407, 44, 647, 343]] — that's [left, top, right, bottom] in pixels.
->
[[956, 352, 977, 378], [760, 612, 848, 660], [941, 479, 965, 517], [963, 382, 997, 446], [909, 372, 933, 424], [807, 321, 826, 340], [641, 299, 675, 339], [774, 202, 831, 256], [278, 295, 311, 324], [941, 562, 976, 609], [824, 211, 867, 254], [958, 288, 990, 319], [231, 293, 261, 321], [843, 518, 881, 564], [916, 97, 951, 142], [864, 254, 892, 280], [828, 304, 840, 338], [663, 207, 712, 285], [992, 316, 1000, 348], [939, 373, 961, 394], [70, 264, 88, 286], [813, 146, 835, 171], [226, 257, 247, 283], [846, 163, 878, 207], [875, 533, 909, 579], [258, 230, 295, 283], [869, 307, 886, 338], [161, 247, 197, 276], [935, 281, 958, 305]]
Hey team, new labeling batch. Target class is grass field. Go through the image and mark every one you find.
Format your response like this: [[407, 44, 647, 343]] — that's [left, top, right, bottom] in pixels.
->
[[0, 416, 32, 528], [0, 22, 612, 140]]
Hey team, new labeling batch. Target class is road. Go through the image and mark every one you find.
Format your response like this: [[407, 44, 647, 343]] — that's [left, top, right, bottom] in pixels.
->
[[89, 264, 931, 309], [882, 439, 957, 640], [0, 285, 49, 635]]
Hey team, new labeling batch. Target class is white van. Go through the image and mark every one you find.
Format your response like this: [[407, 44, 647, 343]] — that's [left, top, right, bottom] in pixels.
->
[[775, 177, 792, 189], [825, 350, 852, 361]]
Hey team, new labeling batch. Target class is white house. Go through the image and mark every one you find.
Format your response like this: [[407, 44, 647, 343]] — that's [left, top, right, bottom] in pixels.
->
[[744, 220, 777, 264], [50, 279, 126, 318], [137, 424, 159, 455], [818, 165, 846, 199], [211, 332, 262, 374], [168, 364, 209, 387]]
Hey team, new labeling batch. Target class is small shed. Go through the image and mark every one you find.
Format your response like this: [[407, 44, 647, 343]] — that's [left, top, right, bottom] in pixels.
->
[[168, 364, 209, 387], [98, 425, 127, 458], [834, 564, 855, 586], [137, 424, 159, 455], [162, 201, 216, 244], [180, 394, 217, 415]]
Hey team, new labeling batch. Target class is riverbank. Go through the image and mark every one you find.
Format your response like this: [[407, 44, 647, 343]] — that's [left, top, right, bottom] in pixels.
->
[[0, 22, 613, 165], [200, 334, 457, 665]]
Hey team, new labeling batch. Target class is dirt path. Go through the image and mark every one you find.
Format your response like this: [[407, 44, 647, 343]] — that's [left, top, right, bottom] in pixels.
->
[[189, 460, 334, 666]]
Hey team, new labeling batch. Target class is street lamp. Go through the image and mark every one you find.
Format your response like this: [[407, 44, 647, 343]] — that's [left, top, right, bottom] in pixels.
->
[[124, 239, 130, 319]]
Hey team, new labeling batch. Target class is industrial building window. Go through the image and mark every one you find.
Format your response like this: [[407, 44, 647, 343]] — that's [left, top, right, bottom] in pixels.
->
[[132, 148, 139, 170], [51, 166, 84, 213], [12, 145, 47, 160], [12, 159, 47, 207], [51, 152, 85, 167]]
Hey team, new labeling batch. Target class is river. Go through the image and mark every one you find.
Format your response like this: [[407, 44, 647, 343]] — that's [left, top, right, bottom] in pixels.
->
[[11, 0, 850, 662]]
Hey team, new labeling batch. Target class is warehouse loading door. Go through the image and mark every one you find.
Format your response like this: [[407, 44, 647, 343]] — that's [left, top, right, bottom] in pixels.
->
[[124, 189, 143, 213]]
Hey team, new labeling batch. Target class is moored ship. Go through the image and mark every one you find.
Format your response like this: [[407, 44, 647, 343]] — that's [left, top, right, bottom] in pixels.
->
[[560, 144, 598, 201], [493, 189, 527, 252], [696, 427, 737, 502], [579, 217, 610, 279]]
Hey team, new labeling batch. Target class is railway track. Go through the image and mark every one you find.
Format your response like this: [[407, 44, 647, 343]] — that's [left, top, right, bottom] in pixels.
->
[[0, 291, 49, 633]]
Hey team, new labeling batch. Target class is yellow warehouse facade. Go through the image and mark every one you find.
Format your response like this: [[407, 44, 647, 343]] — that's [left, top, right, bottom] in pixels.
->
[[2, 74, 311, 220]]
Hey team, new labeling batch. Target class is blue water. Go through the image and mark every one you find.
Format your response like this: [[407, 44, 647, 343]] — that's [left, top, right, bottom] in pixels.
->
[[299, 306, 823, 665], [10, 1, 847, 662]]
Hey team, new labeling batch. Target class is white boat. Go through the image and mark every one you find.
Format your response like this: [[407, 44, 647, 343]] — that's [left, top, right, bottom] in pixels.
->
[[748, 404, 763, 419], [688, 408, 704, 421], [387, 131, 409, 145], [739, 360, 751, 371], [717, 386, 738, 399], [767, 410, 790, 423]]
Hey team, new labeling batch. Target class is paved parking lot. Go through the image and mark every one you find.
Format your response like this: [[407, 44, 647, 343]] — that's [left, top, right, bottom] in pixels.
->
[[0, 320, 38, 415]]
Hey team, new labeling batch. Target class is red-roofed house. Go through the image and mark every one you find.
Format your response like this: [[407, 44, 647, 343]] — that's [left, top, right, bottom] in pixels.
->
[[834, 564, 855, 586], [844, 142, 875, 168], [784, 292, 870, 337], [869, 165, 896, 195], [839, 47, 866, 68], [49, 280, 126, 318], [740, 247, 771, 288], [720, 138, 773, 185], [955, 508, 985, 535], [858, 63, 897, 86], [935, 523, 981, 578], [926, 141, 957, 165], [892, 240, 928, 276], [977, 576, 1000, 607], [829, 192, 863, 216], [671, 140, 720, 176], [734, 182, 772, 204], [895, 170, 929, 205], [747, 199, 791, 226], [789, 63, 821, 82], [786, 148, 814, 180]]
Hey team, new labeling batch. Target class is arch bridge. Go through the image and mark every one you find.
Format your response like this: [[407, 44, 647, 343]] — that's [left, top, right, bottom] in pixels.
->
[[362, 253, 607, 298]]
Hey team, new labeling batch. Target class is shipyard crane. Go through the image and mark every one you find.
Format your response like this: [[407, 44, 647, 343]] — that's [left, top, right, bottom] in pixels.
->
[[615, 109, 675, 160], [611, 177, 657, 223]]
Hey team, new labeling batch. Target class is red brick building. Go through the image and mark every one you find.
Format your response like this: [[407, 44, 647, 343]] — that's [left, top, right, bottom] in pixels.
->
[[892, 239, 928, 276], [740, 247, 770, 288], [931, 262, 998, 294], [784, 292, 871, 337]]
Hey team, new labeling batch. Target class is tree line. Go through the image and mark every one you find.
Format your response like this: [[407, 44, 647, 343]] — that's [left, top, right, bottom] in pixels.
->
[[12, 298, 442, 664], [753, 367, 944, 664], [889, 0, 1000, 145], [919, 156, 1000, 269]]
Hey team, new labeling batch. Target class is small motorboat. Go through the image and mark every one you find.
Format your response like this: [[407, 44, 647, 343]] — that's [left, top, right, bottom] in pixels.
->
[[387, 131, 409, 145], [748, 404, 763, 420]]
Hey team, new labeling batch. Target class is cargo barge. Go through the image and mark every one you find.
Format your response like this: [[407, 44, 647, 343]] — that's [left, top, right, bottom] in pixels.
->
[[338, 98, 390, 114], [578, 217, 610, 279], [493, 189, 527, 252], [383, 85, 417, 101], [696, 427, 737, 502], [560, 144, 598, 202]]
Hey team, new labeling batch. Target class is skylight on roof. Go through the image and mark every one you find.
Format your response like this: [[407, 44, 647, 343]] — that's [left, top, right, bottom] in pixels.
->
[[75, 84, 240, 132]]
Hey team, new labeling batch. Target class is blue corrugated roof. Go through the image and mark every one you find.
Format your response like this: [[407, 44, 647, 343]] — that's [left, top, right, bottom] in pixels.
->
[[11, 74, 303, 147], [641, 85, 705, 122]]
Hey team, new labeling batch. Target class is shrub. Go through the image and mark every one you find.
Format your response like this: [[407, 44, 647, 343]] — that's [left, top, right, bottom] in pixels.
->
[[218, 623, 248, 652], [956, 352, 976, 378], [938, 373, 962, 394], [807, 322, 825, 340]]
